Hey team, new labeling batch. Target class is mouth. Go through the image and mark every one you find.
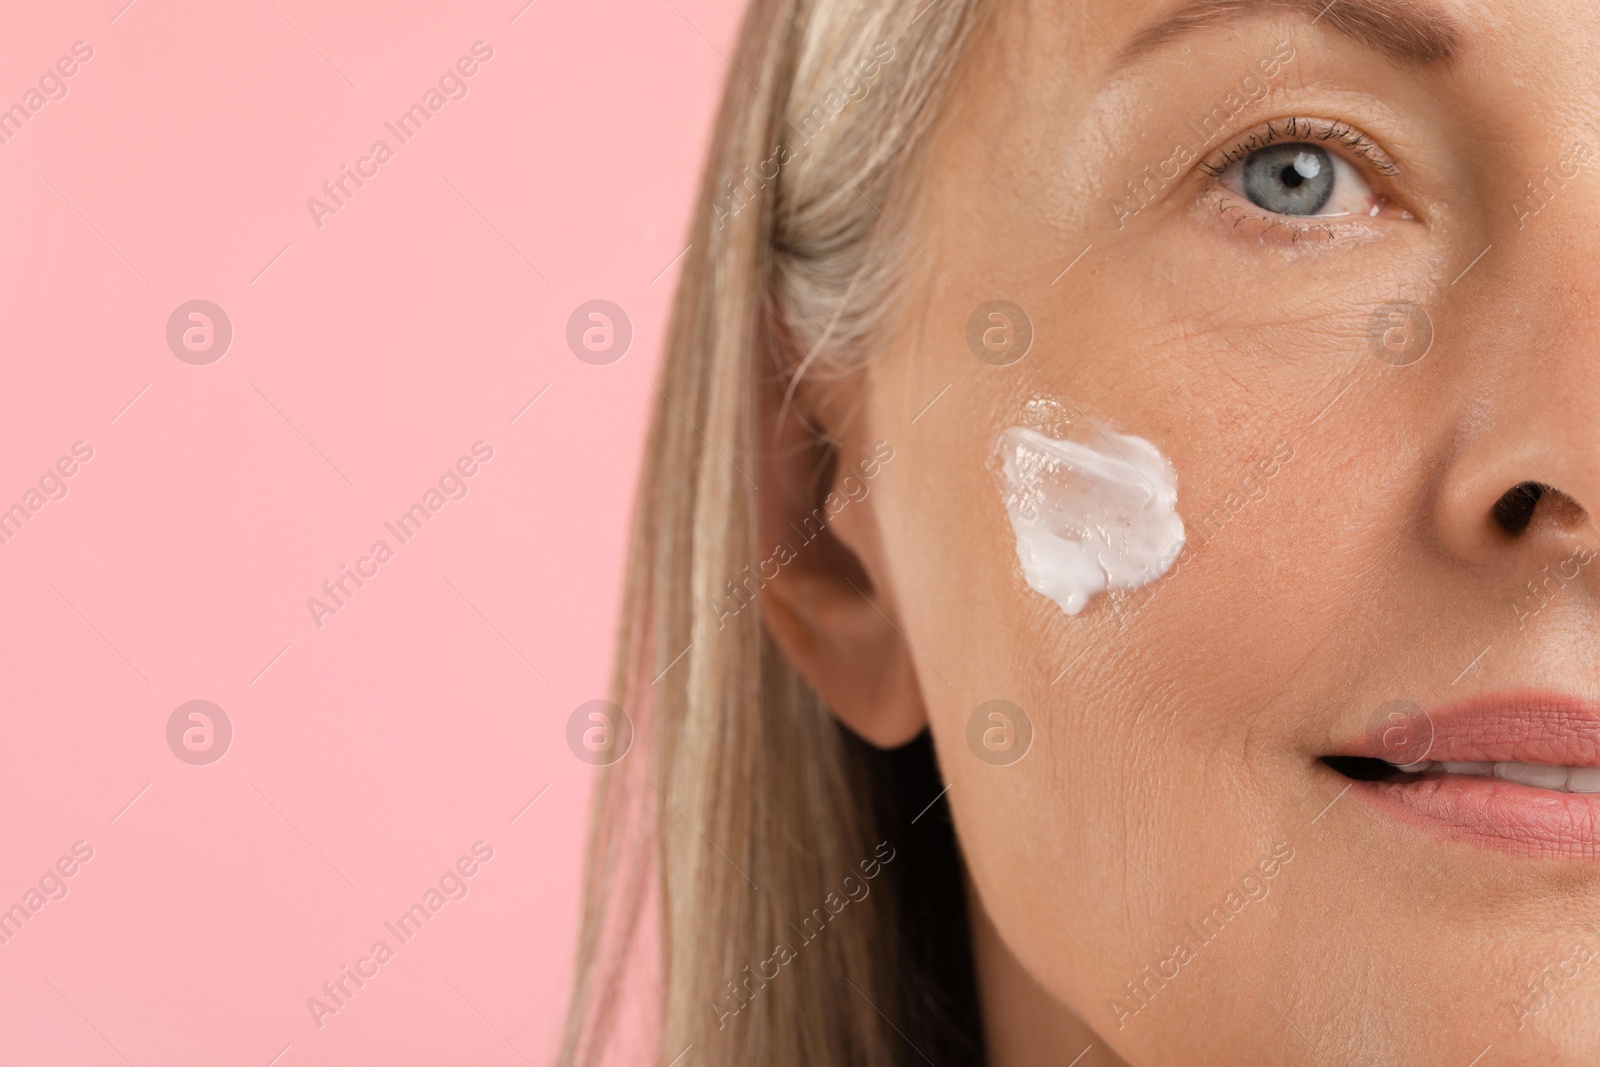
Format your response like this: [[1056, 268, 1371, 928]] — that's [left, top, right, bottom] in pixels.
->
[[1321, 691, 1600, 859], [1324, 755, 1600, 793]]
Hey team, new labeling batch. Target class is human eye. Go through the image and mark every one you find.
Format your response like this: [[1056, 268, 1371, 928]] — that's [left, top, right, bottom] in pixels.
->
[[1198, 117, 1412, 239]]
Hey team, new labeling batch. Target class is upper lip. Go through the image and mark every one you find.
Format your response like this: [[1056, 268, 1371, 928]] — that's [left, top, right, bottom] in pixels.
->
[[1340, 690, 1600, 768]]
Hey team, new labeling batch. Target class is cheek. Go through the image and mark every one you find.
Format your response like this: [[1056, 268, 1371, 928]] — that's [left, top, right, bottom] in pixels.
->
[[860, 370, 1174, 1007], [861, 278, 1358, 1044]]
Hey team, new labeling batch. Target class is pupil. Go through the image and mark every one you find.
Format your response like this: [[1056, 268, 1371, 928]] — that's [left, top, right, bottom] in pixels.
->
[[1280, 164, 1304, 189]]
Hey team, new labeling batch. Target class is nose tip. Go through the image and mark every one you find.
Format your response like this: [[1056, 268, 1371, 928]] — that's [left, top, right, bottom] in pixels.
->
[[1434, 448, 1600, 570]]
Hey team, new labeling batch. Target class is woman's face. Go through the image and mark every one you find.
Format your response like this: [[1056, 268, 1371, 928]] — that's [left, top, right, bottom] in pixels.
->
[[843, 0, 1600, 1061]]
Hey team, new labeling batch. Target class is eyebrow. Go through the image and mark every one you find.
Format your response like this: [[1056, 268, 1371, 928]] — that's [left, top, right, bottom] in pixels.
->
[[1122, 0, 1463, 66]]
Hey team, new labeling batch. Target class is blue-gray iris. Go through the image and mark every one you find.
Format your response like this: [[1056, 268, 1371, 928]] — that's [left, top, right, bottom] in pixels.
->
[[1242, 143, 1334, 215]]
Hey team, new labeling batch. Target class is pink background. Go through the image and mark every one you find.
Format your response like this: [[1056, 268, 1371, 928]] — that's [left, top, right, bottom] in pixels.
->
[[0, 0, 738, 1062]]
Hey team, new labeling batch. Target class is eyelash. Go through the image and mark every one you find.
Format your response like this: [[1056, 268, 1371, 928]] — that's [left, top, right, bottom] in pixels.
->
[[1198, 116, 1398, 180]]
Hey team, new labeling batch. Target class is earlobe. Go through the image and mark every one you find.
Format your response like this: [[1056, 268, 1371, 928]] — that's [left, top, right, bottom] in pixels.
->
[[756, 404, 928, 749]]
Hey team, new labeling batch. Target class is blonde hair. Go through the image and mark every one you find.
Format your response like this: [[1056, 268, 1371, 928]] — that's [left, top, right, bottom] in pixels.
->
[[561, 0, 988, 1063]]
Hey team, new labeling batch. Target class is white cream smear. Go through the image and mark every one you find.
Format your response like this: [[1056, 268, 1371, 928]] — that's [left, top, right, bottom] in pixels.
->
[[997, 420, 1185, 616]]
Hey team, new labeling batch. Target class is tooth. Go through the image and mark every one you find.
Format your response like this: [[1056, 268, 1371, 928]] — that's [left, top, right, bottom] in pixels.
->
[[1567, 767, 1600, 794], [1438, 761, 1492, 776], [1494, 762, 1570, 790], [1395, 761, 1431, 773]]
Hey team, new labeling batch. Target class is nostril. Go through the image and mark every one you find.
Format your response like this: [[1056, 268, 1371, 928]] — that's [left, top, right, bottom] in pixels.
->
[[1491, 481, 1546, 537], [1490, 481, 1590, 538]]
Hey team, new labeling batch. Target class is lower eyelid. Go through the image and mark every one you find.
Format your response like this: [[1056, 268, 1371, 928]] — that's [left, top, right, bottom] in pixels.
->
[[1196, 185, 1387, 245]]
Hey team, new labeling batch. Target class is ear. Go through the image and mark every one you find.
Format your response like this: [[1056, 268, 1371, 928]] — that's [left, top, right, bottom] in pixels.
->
[[756, 389, 927, 748]]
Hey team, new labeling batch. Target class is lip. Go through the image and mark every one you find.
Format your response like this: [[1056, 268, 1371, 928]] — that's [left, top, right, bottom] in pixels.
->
[[1346, 691, 1600, 767], [1332, 691, 1600, 859]]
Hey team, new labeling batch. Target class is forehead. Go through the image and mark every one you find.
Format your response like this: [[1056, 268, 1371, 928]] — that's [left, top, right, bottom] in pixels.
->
[[1009, 0, 1600, 78]]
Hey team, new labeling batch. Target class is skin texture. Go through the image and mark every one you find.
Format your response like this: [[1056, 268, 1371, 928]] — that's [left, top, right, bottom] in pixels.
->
[[758, 0, 1600, 1062]]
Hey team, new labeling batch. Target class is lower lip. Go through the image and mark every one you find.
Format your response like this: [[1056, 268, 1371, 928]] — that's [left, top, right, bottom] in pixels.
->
[[1345, 772, 1600, 859]]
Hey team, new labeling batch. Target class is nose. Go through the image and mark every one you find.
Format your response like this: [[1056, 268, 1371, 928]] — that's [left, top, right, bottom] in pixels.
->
[[1431, 248, 1600, 570]]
